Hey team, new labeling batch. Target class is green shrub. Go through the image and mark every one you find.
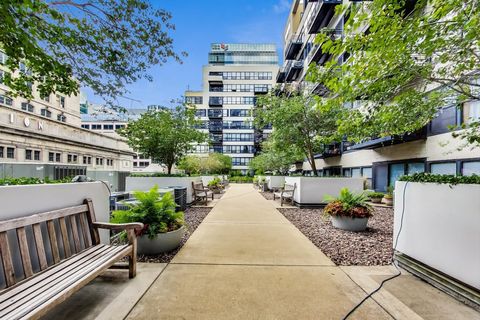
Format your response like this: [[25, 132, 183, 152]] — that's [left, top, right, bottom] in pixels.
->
[[111, 185, 184, 239], [367, 191, 385, 198], [0, 177, 73, 186], [398, 172, 480, 185], [207, 176, 222, 188], [130, 173, 187, 178], [323, 188, 373, 218]]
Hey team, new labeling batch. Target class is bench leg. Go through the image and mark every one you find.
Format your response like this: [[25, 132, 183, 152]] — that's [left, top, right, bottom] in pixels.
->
[[281, 197, 283, 207], [127, 229, 137, 278]]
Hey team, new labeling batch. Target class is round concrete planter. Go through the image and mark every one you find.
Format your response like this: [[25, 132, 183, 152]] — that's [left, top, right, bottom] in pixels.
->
[[137, 226, 185, 255], [331, 216, 369, 232], [369, 197, 383, 204], [382, 196, 393, 206]]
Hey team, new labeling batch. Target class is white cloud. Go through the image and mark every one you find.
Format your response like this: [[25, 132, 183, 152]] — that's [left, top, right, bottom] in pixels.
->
[[273, 0, 291, 14]]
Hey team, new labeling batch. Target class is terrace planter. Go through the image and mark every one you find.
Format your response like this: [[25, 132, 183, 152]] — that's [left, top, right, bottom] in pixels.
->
[[137, 226, 185, 255], [126, 177, 201, 204], [394, 181, 480, 291], [266, 176, 286, 191], [331, 216, 369, 232], [382, 196, 393, 206], [284, 177, 364, 207], [369, 197, 383, 204]]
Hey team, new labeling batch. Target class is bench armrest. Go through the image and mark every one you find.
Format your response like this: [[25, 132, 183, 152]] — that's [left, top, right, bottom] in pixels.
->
[[92, 222, 144, 231]]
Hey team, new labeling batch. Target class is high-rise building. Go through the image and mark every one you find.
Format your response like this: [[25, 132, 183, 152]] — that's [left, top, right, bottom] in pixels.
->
[[185, 43, 279, 173], [276, 0, 480, 190]]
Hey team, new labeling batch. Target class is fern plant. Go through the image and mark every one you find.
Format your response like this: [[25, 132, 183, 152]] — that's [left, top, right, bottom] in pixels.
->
[[111, 185, 184, 239], [323, 188, 373, 218]]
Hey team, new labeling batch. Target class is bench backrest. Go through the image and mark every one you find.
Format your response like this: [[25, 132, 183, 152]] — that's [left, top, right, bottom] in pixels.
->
[[0, 199, 99, 288], [284, 183, 296, 194], [192, 182, 205, 192]]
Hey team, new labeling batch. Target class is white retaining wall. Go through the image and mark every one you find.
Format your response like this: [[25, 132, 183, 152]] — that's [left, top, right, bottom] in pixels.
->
[[394, 181, 480, 290], [126, 177, 202, 204]]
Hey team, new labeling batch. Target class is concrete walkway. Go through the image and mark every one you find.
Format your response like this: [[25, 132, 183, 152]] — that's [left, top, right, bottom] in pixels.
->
[[127, 184, 392, 319]]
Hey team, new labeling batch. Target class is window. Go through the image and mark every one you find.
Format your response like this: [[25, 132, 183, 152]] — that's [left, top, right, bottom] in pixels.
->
[[229, 109, 251, 117], [223, 145, 254, 154], [462, 161, 480, 176], [343, 168, 351, 177], [67, 154, 78, 163], [55, 153, 61, 162], [195, 109, 207, 117], [0, 70, 6, 84], [115, 124, 125, 130], [21, 102, 34, 112], [0, 146, 3, 158], [91, 124, 102, 130], [81, 124, 90, 129], [59, 96, 66, 108], [34, 150, 40, 161], [40, 108, 52, 118], [7, 147, 15, 159], [57, 114, 67, 122], [388, 162, 425, 186], [185, 96, 203, 104], [232, 157, 251, 166], [25, 149, 32, 160], [430, 162, 457, 175], [49, 152, 54, 162], [0, 95, 13, 106], [103, 124, 114, 130], [40, 94, 50, 102], [223, 133, 254, 141], [96, 158, 104, 165], [0, 51, 6, 65], [463, 100, 480, 124]]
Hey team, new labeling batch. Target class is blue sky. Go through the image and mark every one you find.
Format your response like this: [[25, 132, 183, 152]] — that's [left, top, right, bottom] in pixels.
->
[[82, 0, 291, 109]]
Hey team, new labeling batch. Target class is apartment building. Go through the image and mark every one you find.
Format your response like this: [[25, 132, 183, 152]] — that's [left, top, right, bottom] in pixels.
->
[[185, 43, 279, 173], [80, 104, 155, 171], [277, 0, 480, 191], [0, 50, 135, 191]]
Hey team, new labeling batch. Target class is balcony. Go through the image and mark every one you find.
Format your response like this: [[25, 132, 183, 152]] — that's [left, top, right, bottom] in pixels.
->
[[276, 68, 287, 84], [285, 60, 304, 83], [208, 121, 223, 132], [210, 133, 223, 144], [285, 33, 303, 60], [307, 0, 342, 34], [254, 85, 269, 94], [347, 127, 428, 151], [209, 97, 223, 107], [208, 109, 223, 118]]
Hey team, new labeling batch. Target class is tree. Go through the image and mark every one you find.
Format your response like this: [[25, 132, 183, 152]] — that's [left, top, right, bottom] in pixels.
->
[[255, 92, 342, 176], [307, 0, 480, 146], [119, 106, 206, 174], [0, 0, 184, 105], [249, 141, 298, 175], [178, 153, 232, 175]]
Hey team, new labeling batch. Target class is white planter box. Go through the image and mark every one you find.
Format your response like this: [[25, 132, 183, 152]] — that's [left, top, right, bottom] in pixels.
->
[[394, 181, 480, 290], [126, 177, 202, 204], [284, 177, 365, 206], [266, 176, 285, 190]]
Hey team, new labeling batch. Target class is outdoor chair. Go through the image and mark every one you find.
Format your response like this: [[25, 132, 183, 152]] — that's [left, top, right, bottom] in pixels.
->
[[192, 181, 214, 205], [273, 183, 296, 206]]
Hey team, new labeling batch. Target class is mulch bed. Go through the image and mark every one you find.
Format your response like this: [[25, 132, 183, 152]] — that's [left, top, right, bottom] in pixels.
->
[[137, 207, 211, 263], [278, 206, 394, 266]]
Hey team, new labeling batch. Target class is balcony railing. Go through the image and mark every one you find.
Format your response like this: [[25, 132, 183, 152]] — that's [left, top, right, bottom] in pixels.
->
[[208, 110, 223, 118], [209, 97, 223, 106], [307, 0, 342, 34], [285, 33, 303, 60], [285, 60, 304, 82]]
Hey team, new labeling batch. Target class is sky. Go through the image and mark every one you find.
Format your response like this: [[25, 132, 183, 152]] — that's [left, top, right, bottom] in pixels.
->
[[82, 0, 291, 109]]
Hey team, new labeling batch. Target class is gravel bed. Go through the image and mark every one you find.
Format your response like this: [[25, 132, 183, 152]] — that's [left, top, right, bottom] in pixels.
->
[[260, 190, 274, 200], [279, 207, 394, 266], [137, 207, 211, 263]]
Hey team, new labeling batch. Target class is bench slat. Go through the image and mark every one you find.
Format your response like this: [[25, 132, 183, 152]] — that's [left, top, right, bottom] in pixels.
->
[[69, 215, 82, 253], [0, 205, 89, 233], [32, 224, 48, 271], [2, 245, 130, 319], [0, 232, 15, 287], [47, 221, 60, 264], [17, 227, 33, 278], [84, 199, 100, 245], [58, 218, 71, 258], [79, 213, 92, 248], [0, 245, 110, 308]]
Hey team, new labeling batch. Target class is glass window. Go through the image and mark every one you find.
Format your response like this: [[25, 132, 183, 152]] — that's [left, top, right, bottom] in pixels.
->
[[430, 162, 457, 175], [25, 149, 32, 160], [49, 152, 54, 162], [351, 168, 362, 178], [389, 163, 406, 186], [103, 124, 114, 130], [7, 147, 14, 159], [34, 150, 40, 161], [41, 108, 52, 118], [21, 102, 34, 112], [0, 95, 13, 106], [55, 153, 61, 162], [81, 124, 90, 129], [343, 168, 351, 177], [463, 100, 480, 124], [0, 146, 3, 158], [407, 162, 425, 174], [462, 161, 480, 176]]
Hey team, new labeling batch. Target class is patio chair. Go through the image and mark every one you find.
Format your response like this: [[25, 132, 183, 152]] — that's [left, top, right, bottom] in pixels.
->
[[273, 183, 296, 206], [192, 181, 214, 205]]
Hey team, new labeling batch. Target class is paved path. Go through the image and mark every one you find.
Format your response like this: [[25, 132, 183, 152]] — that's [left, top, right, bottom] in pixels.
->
[[127, 184, 392, 319]]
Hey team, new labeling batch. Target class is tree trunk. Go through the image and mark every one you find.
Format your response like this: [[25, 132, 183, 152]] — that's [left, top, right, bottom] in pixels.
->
[[309, 153, 318, 176], [167, 163, 173, 175]]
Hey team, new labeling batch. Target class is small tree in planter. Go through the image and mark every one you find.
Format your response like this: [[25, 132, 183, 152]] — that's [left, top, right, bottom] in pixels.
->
[[323, 188, 373, 232], [111, 185, 185, 254], [383, 186, 394, 206], [367, 191, 385, 204]]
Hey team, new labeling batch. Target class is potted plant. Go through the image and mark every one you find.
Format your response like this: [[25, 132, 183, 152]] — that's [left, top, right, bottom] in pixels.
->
[[111, 185, 185, 255], [208, 176, 223, 194], [367, 191, 385, 203], [323, 188, 373, 232], [259, 177, 268, 191], [382, 186, 394, 206]]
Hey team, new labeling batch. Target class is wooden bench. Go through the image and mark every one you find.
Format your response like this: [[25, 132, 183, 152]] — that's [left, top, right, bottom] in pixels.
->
[[192, 181, 214, 205], [0, 199, 143, 320], [273, 183, 296, 206]]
